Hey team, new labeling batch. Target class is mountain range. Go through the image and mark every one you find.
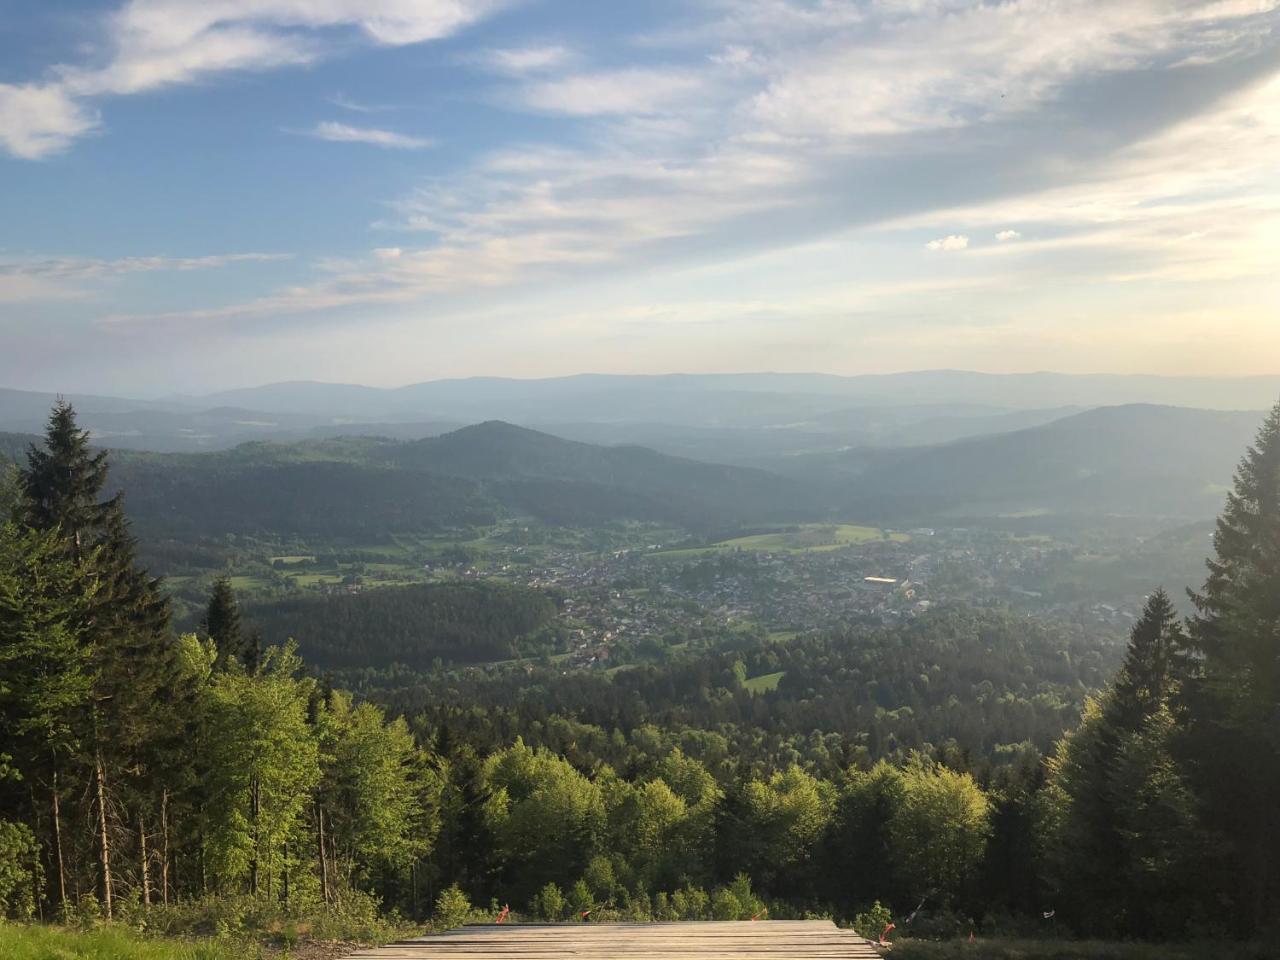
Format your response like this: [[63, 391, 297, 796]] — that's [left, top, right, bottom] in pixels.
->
[[2, 371, 1277, 457]]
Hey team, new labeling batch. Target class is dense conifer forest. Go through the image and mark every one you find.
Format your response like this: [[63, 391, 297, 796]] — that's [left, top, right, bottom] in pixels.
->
[[2, 401, 1280, 951]]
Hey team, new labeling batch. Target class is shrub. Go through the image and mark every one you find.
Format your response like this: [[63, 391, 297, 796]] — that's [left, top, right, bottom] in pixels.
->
[[710, 888, 741, 921], [853, 901, 894, 941], [533, 882, 565, 921], [0, 820, 42, 920], [433, 884, 472, 930]]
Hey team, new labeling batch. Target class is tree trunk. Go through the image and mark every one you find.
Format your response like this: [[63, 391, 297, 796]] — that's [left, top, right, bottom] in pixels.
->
[[250, 775, 260, 896], [317, 806, 329, 906], [94, 747, 113, 919], [160, 789, 171, 906], [139, 815, 151, 908], [51, 773, 68, 915]]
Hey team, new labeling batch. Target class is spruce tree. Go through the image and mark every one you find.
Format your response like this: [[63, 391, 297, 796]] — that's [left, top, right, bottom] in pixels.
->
[[203, 576, 246, 670], [18, 401, 174, 919], [1110, 589, 1186, 731], [1185, 400, 1280, 929], [20, 402, 114, 561]]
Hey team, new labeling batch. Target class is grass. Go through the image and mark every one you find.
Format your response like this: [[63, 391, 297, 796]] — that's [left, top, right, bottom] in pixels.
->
[[660, 524, 908, 558], [0, 924, 236, 959], [743, 670, 785, 693], [891, 938, 1277, 960]]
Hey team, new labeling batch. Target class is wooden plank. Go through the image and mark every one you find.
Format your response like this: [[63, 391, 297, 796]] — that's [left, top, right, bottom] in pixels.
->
[[347, 921, 880, 959]]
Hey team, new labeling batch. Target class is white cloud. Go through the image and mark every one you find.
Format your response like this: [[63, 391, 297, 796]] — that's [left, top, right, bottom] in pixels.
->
[[3, 0, 508, 159], [329, 93, 391, 113], [520, 68, 705, 115], [82, 0, 1280, 336], [302, 121, 433, 149], [748, 0, 1279, 139], [0, 83, 99, 159], [483, 45, 573, 74]]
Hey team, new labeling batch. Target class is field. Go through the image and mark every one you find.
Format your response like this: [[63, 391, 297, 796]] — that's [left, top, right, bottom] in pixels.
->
[[743, 670, 786, 692], [661, 524, 908, 558]]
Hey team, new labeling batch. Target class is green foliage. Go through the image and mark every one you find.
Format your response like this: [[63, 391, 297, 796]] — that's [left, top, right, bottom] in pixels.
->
[[0, 819, 41, 918], [887, 757, 991, 905], [532, 881, 565, 920], [433, 883, 472, 930], [852, 900, 893, 940], [248, 580, 558, 668], [202, 645, 321, 895], [480, 741, 605, 903], [1183, 401, 1280, 930]]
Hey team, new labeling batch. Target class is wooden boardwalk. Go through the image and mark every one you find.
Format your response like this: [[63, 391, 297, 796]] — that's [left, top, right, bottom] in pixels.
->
[[348, 921, 881, 959]]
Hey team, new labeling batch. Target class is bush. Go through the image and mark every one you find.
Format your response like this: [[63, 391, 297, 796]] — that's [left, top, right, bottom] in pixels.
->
[[0, 819, 41, 919], [710, 888, 742, 921], [853, 901, 894, 941], [532, 882, 565, 921], [568, 879, 594, 919], [672, 886, 709, 921], [433, 884, 472, 931]]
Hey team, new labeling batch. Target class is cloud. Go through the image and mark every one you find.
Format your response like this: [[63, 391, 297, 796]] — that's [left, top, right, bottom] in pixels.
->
[[0, 252, 289, 301], [748, 0, 1280, 139], [329, 93, 392, 113], [520, 68, 705, 115], [483, 45, 573, 74], [81, 0, 1280, 334], [3, 0, 508, 159], [995, 230, 1022, 242], [0, 83, 100, 159], [302, 121, 434, 149]]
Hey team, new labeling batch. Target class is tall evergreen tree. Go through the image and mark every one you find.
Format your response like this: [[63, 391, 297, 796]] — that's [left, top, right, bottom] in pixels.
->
[[20, 402, 114, 562], [203, 576, 246, 670], [1185, 400, 1280, 930], [1111, 589, 1187, 731], [18, 402, 174, 919]]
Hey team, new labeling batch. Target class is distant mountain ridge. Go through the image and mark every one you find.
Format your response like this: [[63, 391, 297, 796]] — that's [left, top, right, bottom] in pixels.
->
[[188, 371, 1280, 419], [11, 404, 1272, 545], [824, 404, 1266, 521], [106, 421, 811, 538], [5, 371, 1274, 458]]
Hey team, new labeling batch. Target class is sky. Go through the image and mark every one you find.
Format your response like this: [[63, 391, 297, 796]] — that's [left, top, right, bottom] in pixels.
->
[[1, 0, 1278, 395]]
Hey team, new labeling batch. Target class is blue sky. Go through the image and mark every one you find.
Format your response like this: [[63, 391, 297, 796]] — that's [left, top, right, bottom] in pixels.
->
[[2, 0, 1278, 394]]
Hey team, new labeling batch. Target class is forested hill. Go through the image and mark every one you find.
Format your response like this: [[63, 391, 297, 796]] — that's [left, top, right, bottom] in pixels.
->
[[105, 421, 813, 538], [788, 404, 1265, 521], [0, 431, 37, 463], [382, 421, 806, 518], [247, 581, 560, 668]]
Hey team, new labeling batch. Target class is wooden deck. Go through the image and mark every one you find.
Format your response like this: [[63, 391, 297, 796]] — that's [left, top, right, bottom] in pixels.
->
[[348, 921, 881, 959]]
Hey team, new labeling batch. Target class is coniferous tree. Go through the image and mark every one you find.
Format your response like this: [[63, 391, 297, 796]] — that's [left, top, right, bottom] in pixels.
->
[[1184, 400, 1280, 930], [17, 402, 174, 918], [203, 576, 245, 670], [20, 402, 114, 562], [0, 521, 96, 915], [1111, 588, 1187, 731]]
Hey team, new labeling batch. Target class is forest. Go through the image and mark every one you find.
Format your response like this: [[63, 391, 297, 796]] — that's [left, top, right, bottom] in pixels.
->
[[2, 401, 1280, 954]]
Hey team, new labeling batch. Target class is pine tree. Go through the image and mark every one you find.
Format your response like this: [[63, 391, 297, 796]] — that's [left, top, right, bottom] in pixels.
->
[[18, 402, 175, 919], [203, 576, 245, 670], [1110, 589, 1187, 731], [1184, 400, 1280, 929], [0, 521, 97, 914], [20, 402, 114, 562]]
